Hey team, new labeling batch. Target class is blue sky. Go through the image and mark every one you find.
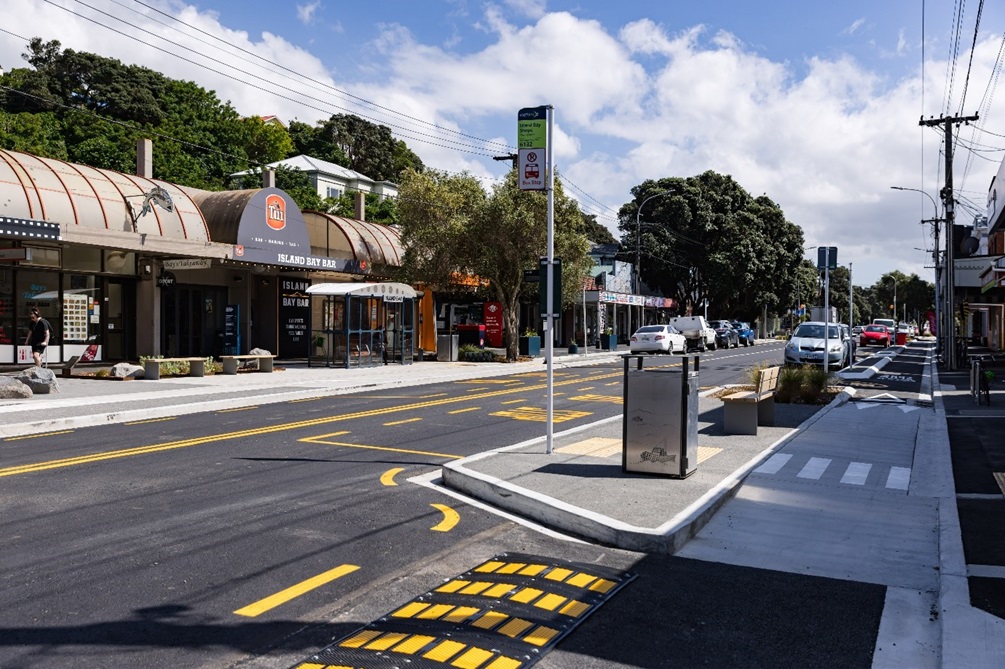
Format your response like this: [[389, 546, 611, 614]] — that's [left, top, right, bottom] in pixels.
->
[[3, 0, 1005, 287]]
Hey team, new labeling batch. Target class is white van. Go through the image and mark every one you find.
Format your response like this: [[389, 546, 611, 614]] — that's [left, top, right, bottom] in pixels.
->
[[873, 318, 896, 333]]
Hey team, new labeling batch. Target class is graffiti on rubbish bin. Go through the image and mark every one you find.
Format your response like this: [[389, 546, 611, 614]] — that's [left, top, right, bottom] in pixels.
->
[[638, 447, 676, 464]]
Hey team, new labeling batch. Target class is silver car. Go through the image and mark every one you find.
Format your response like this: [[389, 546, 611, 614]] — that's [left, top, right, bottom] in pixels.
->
[[784, 321, 852, 368], [630, 325, 687, 354]]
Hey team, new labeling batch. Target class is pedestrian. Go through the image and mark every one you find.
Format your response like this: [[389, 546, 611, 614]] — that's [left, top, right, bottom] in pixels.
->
[[25, 308, 52, 366]]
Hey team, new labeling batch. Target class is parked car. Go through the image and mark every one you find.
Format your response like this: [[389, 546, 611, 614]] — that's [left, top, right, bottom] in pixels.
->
[[859, 324, 891, 347], [629, 324, 687, 355], [731, 321, 756, 346], [709, 320, 740, 348], [852, 325, 863, 337], [784, 321, 853, 368], [667, 316, 717, 352]]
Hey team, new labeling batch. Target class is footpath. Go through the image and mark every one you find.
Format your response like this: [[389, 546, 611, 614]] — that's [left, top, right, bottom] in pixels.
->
[[2, 342, 1003, 668]]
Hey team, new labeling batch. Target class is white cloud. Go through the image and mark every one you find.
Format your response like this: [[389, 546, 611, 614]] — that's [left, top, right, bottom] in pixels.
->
[[844, 18, 866, 35], [502, 0, 546, 20], [297, 1, 322, 26]]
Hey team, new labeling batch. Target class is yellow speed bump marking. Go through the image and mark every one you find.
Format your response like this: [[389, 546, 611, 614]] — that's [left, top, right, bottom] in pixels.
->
[[2, 368, 623, 477], [430, 503, 459, 532], [234, 563, 359, 617], [381, 467, 405, 486]]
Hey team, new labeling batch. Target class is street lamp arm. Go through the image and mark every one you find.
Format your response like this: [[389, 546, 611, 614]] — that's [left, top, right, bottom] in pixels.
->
[[890, 186, 939, 218], [635, 191, 671, 294]]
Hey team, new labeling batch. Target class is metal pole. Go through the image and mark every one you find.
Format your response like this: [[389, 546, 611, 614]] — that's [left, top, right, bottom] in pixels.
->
[[546, 105, 555, 454], [582, 287, 588, 354], [944, 118, 956, 370], [824, 262, 830, 375], [849, 262, 854, 327]]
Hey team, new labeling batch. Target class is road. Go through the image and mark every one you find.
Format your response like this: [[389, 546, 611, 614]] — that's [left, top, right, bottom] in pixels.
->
[[1, 341, 893, 669]]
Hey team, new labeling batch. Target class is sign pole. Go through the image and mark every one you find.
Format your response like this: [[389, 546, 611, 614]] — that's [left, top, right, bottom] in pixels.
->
[[546, 105, 555, 454]]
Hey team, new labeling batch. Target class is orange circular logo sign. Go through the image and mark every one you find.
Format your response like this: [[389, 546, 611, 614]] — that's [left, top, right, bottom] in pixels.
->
[[265, 194, 286, 231]]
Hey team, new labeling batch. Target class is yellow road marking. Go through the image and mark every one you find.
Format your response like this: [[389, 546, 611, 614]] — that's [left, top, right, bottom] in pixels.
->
[[568, 394, 622, 404], [218, 406, 258, 413], [123, 417, 177, 426], [577, 386, 595, 391], [3, 369, 621, 477], [556, 438, 622, 458], [501, 399, 526, 404], [301, 437, 461, 460], [380, 467, 405, 486], [698, 446, 723, 463], [288, 397, 323, 403], [466, 387, 489, 392], [420, 392, 449, 398], [448, 407, 480, 414], [4, 430, 75, 441], [234, 564, 359, 617], [489, 407, 592, 422], [430, 503, 459, 532], [383, 417, 422, 426]]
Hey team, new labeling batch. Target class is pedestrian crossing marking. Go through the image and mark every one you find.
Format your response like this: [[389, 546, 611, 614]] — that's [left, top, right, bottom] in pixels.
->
[[797, 457, 830, 480], [841, 462, 872, 485], [887, 466, 911, 490], [754, 453, 792, 474]]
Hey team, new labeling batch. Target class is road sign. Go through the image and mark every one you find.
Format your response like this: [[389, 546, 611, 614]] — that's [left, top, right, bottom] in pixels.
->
[[518, 106, 548, 191], [539, 257, 562, 317], [523, 268, 540, 282], [817, 246, 837, 270]]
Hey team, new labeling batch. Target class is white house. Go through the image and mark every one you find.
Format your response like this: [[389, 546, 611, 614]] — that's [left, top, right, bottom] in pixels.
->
[[232, 155, 398, 202]]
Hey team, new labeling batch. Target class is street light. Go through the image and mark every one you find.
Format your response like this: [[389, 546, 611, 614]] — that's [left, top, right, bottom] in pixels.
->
[[890, 185, 943, 353], [635, 191, 670, 295]]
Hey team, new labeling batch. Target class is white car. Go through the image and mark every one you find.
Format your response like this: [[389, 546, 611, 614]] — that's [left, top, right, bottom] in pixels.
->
[[630, 325, 687, 354], [784, 321, 852, 368]]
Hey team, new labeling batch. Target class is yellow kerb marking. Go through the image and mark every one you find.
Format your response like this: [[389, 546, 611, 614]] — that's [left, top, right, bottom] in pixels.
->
[[523, 625, 560, 646], [519, 564, 547, 576], [365, 632, 408, 650], [589, 578, 616, 593], [698, 446, 723, 463], [509, 587, 543, 604], [339, 629, 382, 648], [392, 601, 431, 618], [566, 573, 597, 588], [417, 604, 456, 620], [472, 611, 508, 630], [449, 407, 480, 414], [436, 580, 470, 593], [460, 581, 493, 595], [485, 657, 522, 669], [443, 605, 480, 623], [533, 593, 567, 611], [392, 634, 436, 655], [496, 563, 526, 574], [424, 640, 467, 662], [233, 564, 359, 617], [559, 600, 589, 617], [544, 568, 573, 582], [451, 646, 494, 669], [498, 618, 533, 638], [482, 583, 515, 598], [475, 561, 504, 573], [380, 467, 405, 486]]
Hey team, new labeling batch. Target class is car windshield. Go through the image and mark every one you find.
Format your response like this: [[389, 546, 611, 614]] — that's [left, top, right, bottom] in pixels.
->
[[635, 326, 664, 333], [864, 325, 886, 333], [710, 321, 729, 328], [794, 324, 840, 339]]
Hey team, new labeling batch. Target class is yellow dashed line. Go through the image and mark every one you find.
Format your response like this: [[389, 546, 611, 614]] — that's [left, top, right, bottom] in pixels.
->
[[448, 407, 480, 414], [500, 399, 526, 404], [383, 417, 422, 426], [300, 437, 461, 460], [123, 417, 177, 426]]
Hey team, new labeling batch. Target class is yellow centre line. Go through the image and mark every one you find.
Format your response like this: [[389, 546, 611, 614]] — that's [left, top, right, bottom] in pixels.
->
[[123, 417, 177, 426], [501, 399, 526, 405], [1, 370, 623, 477], [234, 564, 360, 617]]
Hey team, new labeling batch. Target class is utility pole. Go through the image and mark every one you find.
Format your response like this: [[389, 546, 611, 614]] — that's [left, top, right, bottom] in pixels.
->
[[920, 113, 978, 370]]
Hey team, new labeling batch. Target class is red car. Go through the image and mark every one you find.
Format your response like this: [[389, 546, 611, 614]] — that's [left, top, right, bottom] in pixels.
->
[[859, 324, 891, 347]]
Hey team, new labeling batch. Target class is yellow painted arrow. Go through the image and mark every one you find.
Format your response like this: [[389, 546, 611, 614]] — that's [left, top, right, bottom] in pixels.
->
[[430, 503, 460, 532]]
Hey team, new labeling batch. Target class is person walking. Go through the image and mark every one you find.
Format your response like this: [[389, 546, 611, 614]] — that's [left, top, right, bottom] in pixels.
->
[[25, 308, 52, 366]]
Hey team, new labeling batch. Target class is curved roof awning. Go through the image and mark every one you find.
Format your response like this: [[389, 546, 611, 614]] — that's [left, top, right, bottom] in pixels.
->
[[303, 212, 402, 269], [307, 282, 417, 300]]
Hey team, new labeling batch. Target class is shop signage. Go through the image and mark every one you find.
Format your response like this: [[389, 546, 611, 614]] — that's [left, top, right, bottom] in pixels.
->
[[162, 258, 212, 270], [224, 304, 241, 354], [484, 302, 504, 347], [278, 278, 310, 357], [0, 248, 30, 262], [156, 271, 176, 288], [236, 188, 310, 255], [233, 245, 369, 274]]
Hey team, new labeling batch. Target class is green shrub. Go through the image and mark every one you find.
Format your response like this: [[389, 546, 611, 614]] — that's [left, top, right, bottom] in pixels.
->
[[776, 366, 802, 403]]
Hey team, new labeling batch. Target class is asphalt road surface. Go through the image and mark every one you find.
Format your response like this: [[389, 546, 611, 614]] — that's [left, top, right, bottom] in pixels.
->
[[0, 341, 883, 668]]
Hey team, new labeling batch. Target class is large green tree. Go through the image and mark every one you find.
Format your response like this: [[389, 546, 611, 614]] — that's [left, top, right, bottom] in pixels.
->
[[288, 114, 424, 182], [619, 172, 805, 323], [397, 168, 591, 360]]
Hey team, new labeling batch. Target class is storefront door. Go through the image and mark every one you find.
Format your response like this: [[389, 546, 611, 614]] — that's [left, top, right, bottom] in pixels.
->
[[161, 285, 227, 357], [103, 278, 135, 361]]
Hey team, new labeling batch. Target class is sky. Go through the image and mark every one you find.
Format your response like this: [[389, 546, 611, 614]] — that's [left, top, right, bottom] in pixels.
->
[[2, 0, 1005, 288]]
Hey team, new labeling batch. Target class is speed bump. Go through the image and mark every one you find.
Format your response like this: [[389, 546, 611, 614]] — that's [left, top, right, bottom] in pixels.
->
[[292, 553, 634, 669]]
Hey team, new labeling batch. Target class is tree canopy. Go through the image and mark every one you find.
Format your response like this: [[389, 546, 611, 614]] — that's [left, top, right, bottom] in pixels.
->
[[619, 172, 805, 323]]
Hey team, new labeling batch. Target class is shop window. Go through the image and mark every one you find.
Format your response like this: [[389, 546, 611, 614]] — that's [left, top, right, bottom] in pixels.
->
[[63, 246, 102, 272], [22, 246, 60, 268], [17, 269, 60, 347], [0, 268, 13, 350], [61, 274, 100, 344]]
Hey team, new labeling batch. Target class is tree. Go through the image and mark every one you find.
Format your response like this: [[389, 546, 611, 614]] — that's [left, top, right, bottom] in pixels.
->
[[291, 114, 423, 182], [578, 212, 616, 244], [619, 172, 804, 323], [397, 168, 591, 360]]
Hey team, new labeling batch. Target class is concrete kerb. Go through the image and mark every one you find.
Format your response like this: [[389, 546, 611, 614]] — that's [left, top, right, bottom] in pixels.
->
[[838, 351, 897, 380], [930, 356, 1005, 668], [441, 385, 858, 554]]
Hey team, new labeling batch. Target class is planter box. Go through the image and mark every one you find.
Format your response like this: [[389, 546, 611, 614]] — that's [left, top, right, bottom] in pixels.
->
[[600, 334, 618, 351], [519, 336, 541, 357]]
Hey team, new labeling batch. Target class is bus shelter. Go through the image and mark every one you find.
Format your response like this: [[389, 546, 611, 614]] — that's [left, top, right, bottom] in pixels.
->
[[306, 282, 417, 368]]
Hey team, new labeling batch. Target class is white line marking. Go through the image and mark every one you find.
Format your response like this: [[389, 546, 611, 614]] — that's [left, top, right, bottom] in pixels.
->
[[886, 466, 911, 490], [840, 462, 872, 485], [797, 457, 831, 480], [753, 453, 792, 474], [968, 564, 1005, 578]]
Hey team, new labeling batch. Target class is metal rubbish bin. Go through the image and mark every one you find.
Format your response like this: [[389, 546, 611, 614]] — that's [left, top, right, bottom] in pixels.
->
[[896, 331, 908, 346], [622, 355, 699, 478], [436, 334, 459, 362]]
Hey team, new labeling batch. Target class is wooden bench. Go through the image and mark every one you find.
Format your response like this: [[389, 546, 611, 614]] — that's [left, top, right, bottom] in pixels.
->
[[144, 357, 207, 380], [722, 366, 780, 435], [61, 355, 81, 378], [220, 354, 275, 375]]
